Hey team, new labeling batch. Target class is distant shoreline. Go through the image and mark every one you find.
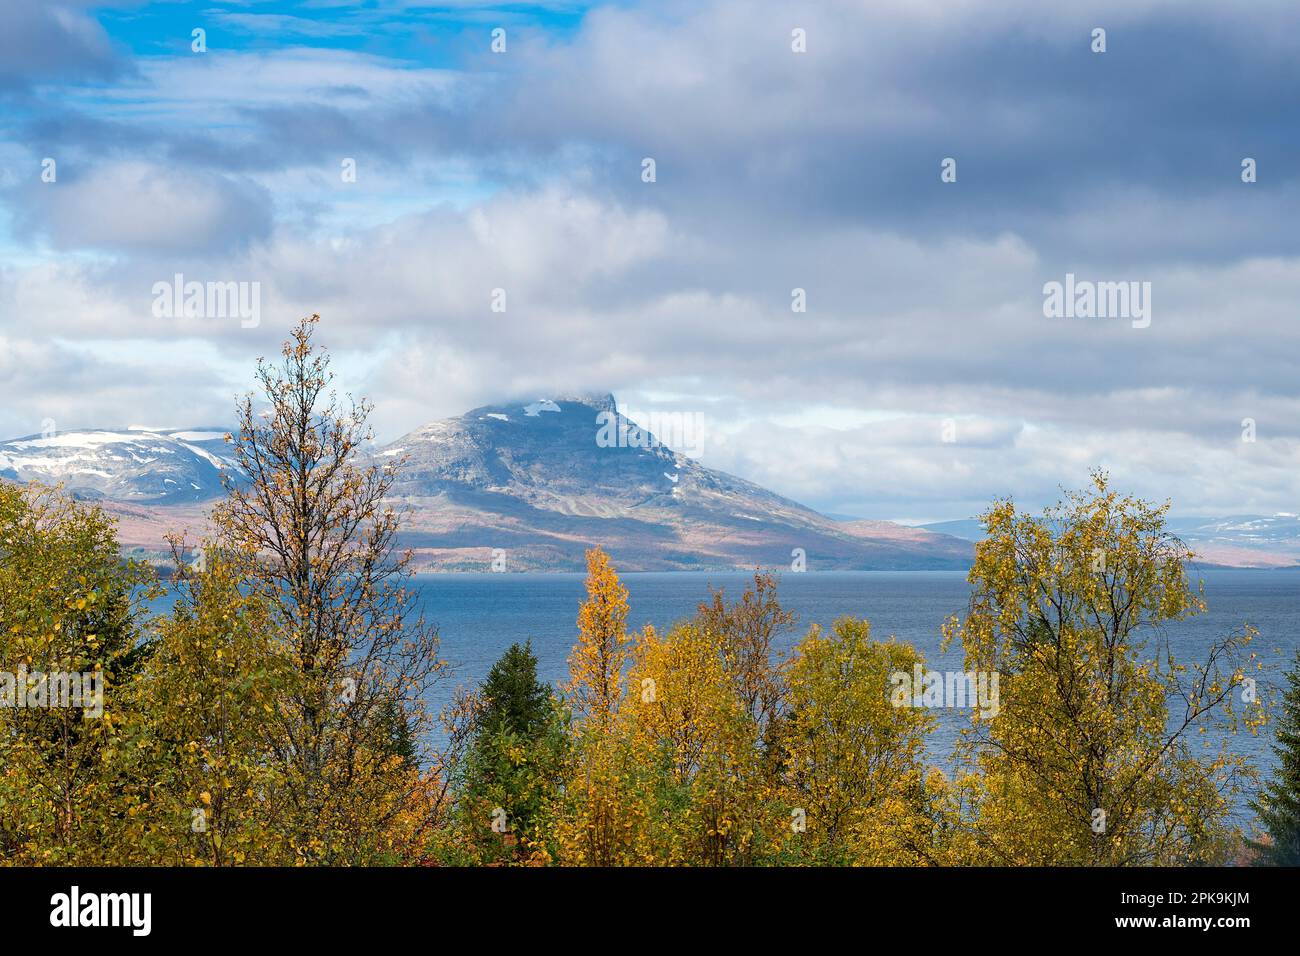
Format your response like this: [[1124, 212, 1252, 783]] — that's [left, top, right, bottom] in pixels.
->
[[140, 560, 1300, 580]]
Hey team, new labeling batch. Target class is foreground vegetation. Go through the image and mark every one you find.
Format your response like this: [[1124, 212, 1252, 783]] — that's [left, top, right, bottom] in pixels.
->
[[1, 317, 1297, 866]]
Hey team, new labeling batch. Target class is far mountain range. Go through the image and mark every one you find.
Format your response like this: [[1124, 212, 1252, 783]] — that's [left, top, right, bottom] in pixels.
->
[[1, 395, 1296, 571]]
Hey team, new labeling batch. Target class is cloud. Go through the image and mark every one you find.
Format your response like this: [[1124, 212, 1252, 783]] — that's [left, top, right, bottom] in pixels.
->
[[2, 0, 1299, 519], [0, 333, 232, 440], [10, 161, 272, 254], [0, 2, 126, 93]]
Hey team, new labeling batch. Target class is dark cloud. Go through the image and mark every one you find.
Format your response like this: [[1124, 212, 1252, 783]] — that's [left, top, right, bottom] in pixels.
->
[[0, 2, 128, 93]]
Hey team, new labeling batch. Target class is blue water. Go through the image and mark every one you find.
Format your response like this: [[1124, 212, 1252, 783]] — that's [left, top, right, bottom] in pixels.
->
[[147, 568, 1299, 820], [425, 569, 972, 696], [418, 568, 1300, 823]]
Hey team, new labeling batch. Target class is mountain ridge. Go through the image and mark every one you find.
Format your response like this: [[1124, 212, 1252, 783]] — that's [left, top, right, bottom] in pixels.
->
[[917, 515, 1300, 569], [3, 399, 1295, 570], [0, 427, 238, 504], [376, 394, 972, 571]]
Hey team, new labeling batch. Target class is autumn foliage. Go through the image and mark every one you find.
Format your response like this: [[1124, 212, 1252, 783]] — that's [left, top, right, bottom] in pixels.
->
[[0, 320, 1277, 867]]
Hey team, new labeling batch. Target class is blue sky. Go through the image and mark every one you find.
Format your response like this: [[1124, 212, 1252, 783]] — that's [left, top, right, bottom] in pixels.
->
[[2, 0, 1299, 522], [96, 1, 595, 63]]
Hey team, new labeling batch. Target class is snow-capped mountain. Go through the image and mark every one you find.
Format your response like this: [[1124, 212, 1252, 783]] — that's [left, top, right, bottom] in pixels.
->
[[1161, 515, 1300, 568], [7, 401, 1291, 570], [0, 428, 239, 504], [378, 394, 974, 571], [0, 398, 975, 570]]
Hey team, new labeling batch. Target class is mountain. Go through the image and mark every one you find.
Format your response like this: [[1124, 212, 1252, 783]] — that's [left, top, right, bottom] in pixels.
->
[[0, 428, 238, 504], [377, 394, 973, 571], [9, 402, 1291, 571], [919, 514, 1300, 569], [1162, 515, 1300, 569], [917, 518, 986, 542]]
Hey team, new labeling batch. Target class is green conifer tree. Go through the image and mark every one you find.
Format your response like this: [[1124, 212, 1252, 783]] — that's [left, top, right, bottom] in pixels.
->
[[1252, 652, 1300, 865], [458, 641, 564, 861]]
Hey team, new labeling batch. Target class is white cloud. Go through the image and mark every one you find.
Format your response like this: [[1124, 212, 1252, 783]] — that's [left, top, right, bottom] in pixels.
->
[[3, 0, 1300, 520], [13, 161, 271, 253]]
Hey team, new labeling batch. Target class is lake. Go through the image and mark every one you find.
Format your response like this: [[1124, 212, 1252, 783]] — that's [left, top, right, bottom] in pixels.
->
[[418, 568, 1300, 824]]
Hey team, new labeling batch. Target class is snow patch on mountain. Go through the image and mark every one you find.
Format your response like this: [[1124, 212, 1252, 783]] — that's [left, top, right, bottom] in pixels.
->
[[0, 427, 240, 503]]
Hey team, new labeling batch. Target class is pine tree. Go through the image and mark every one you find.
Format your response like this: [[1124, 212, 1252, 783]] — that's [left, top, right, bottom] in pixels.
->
[[1252, 652, 1300, 865], [477, 641, 553, 739], [457, 641, 563, 862]]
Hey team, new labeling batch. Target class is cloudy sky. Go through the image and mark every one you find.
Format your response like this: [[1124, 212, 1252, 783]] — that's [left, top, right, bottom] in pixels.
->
[[2, 0, 1298, 523]]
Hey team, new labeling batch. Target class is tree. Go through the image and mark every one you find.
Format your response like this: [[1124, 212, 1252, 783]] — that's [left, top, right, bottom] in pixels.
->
[[0, 483, 157, 864], [477, 641, 554, 740], [622, 620, 774, 865], [211, 315, 445, 863], [944, 473, 1261, 865], [123, 541, 292, 865], [695, 572, 794, 765], [1252, 651, 1300, 865], [566, 548, 629, 732], [557, 547, 637, 865], [782, 618, 941, 865], [609, 574, 802, 866], [457, 642, 565, 863]]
